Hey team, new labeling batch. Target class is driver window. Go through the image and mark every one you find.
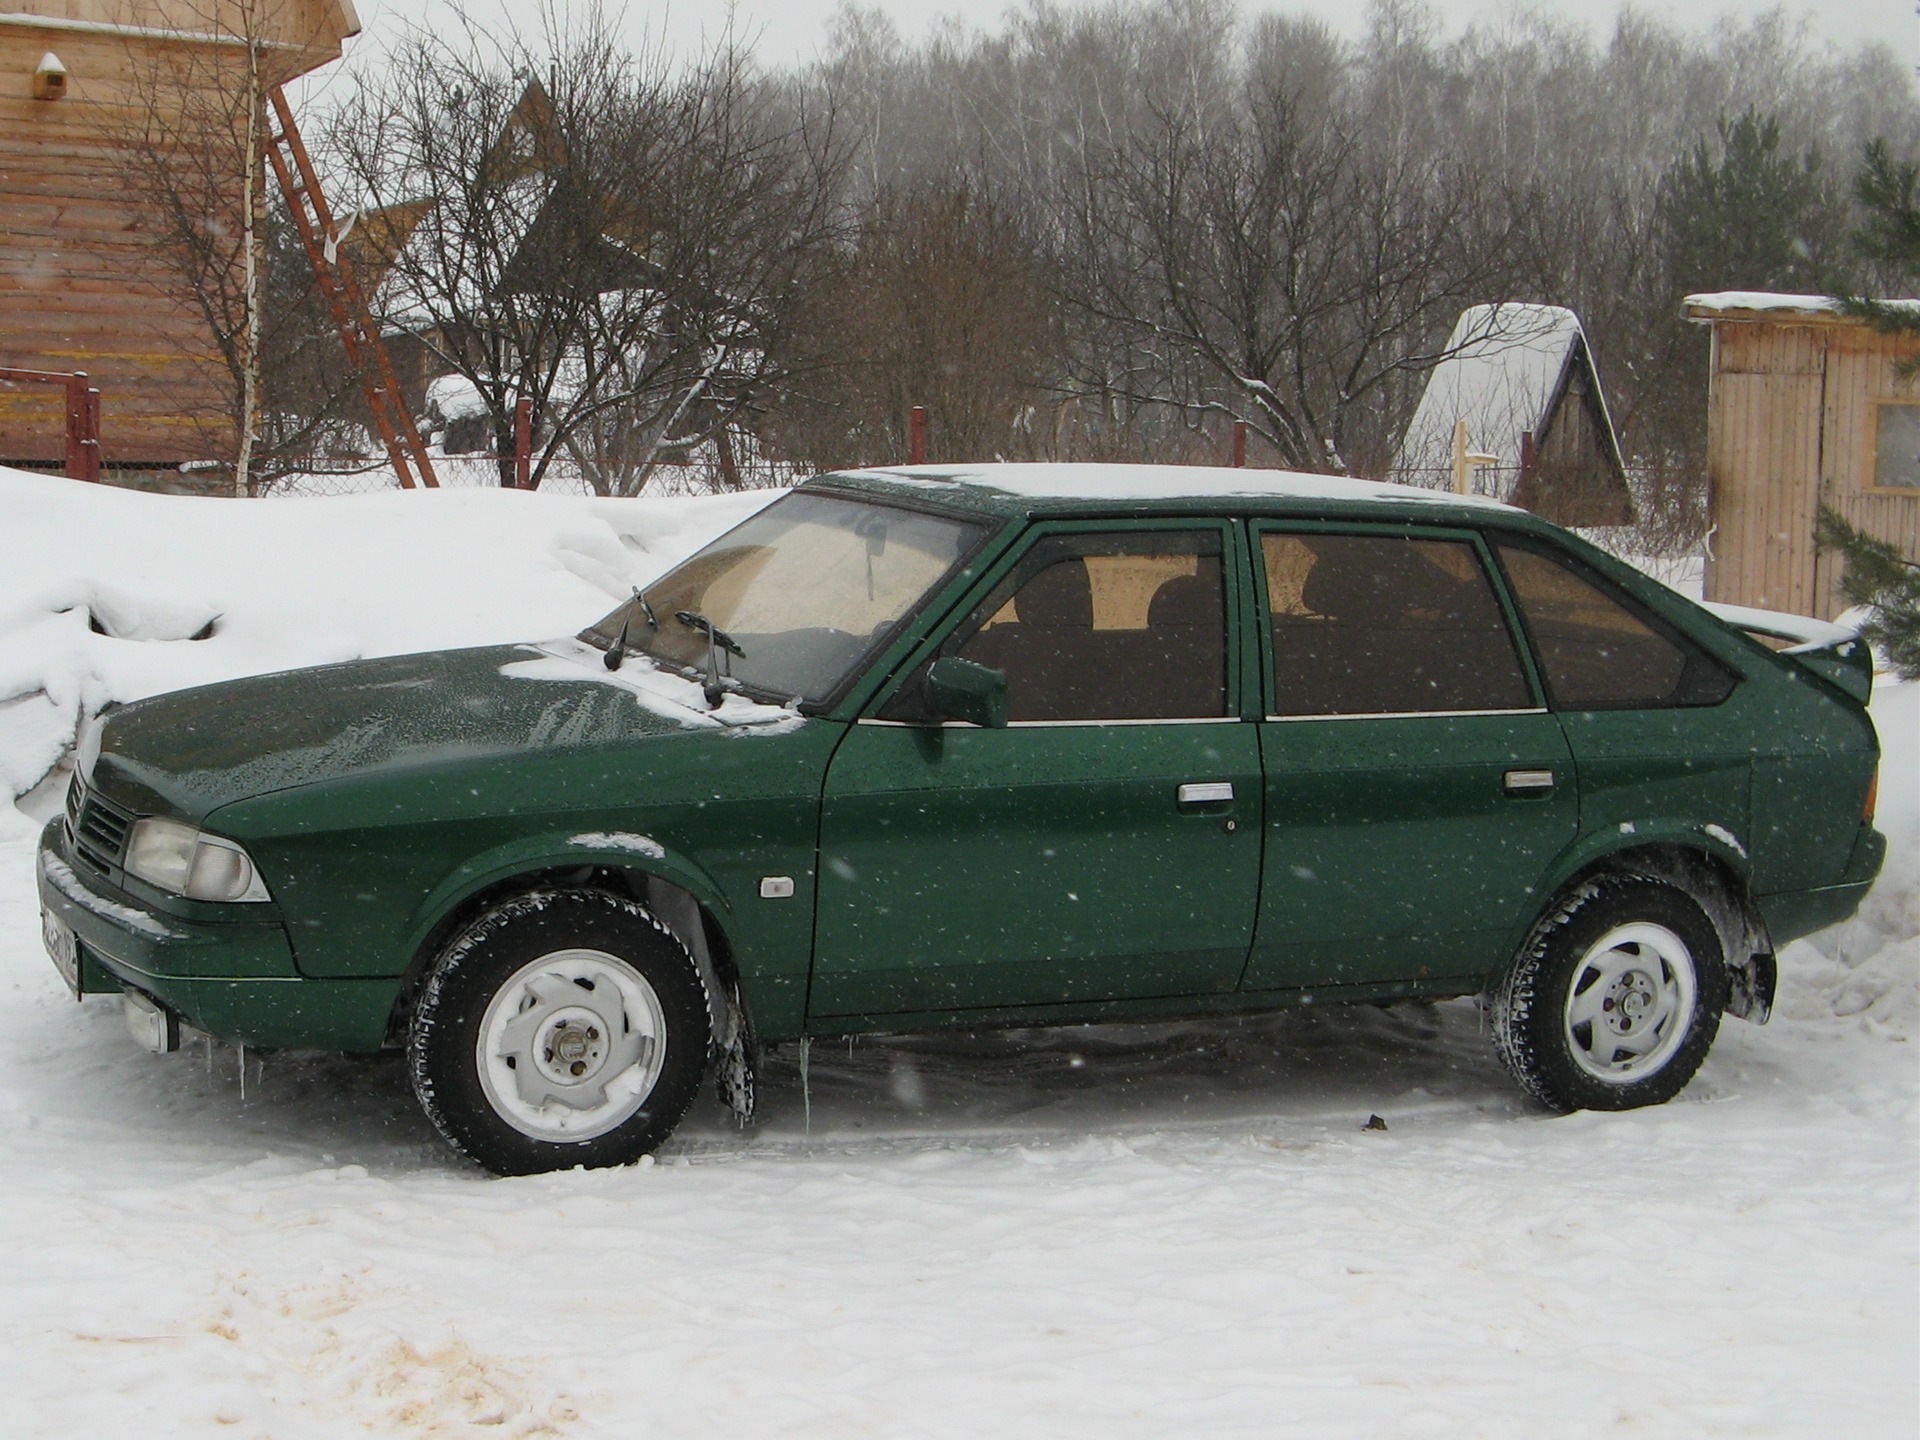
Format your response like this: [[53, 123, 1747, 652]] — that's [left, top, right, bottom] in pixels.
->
[[948, 530, 1229, 722]]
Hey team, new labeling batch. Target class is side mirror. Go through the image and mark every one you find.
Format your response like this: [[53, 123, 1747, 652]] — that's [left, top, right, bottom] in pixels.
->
[[925, 656, 1008, 729]]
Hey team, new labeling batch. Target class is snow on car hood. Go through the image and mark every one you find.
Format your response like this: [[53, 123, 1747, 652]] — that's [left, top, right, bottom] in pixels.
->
[[88, 642, 800, 822]]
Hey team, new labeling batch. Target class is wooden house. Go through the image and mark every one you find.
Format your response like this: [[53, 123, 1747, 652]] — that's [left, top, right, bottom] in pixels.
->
[[0, 0, 359, 469], [1393, 303, 1633, 527], [1686, 292, 1920, 620]]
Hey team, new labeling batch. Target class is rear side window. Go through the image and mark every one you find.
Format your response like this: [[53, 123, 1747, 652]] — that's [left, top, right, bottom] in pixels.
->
[[1261, 532, 1533, 716], [1496, 542, 1735, 710]]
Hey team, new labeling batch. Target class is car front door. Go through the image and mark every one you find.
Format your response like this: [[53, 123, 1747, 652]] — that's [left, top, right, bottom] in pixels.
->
[[1242, 525, 1579, 993], [810, 521, 1263, 1020]]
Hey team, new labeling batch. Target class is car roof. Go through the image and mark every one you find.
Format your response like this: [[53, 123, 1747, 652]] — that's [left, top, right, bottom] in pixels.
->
[[810, 462, 1542, 530]]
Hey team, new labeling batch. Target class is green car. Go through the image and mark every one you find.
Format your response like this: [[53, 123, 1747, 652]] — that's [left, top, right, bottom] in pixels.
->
[[37, 465, 1885, 1174]]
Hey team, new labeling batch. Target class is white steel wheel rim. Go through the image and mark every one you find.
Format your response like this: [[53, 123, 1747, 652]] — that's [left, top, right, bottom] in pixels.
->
[[476, 948, 669, 1142], [1563, 921, 1699, 1084]]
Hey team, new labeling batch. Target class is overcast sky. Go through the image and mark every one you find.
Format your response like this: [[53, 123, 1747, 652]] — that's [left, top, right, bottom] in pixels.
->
[[335, 0, 1916, 77]]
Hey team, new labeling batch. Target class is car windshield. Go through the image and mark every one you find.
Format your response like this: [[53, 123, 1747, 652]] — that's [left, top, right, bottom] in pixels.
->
[[580, 491, 988, 705]]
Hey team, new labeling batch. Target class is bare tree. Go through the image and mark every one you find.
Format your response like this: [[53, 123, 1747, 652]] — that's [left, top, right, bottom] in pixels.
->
[[764, 183, 1063, 468], [1057, 9, 1518, 474], [328, 8, 846, 494]]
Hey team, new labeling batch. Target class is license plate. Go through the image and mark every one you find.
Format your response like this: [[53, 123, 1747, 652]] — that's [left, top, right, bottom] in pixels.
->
[[42, 911, 80, 999]]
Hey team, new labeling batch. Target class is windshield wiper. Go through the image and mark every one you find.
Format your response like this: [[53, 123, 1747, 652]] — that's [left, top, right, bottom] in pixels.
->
[[602, 587, 657, 671], [674, 609, 746, 708]]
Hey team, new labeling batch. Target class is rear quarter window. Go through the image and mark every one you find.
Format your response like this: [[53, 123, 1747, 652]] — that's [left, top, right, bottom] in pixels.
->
[[1495, 541, 1735, 710]]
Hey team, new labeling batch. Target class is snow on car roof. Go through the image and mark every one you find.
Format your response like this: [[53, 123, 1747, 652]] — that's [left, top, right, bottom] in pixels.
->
[[832, 462, 1517, 511]]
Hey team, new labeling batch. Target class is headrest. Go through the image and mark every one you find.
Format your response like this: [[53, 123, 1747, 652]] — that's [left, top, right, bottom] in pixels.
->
[[1018, 557, 1094, 629], [1300, 542, 1462, 621], [1147, 567, 1218, 628]]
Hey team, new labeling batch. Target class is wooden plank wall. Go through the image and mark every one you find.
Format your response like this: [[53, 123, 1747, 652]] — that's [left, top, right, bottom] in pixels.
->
[[1703, 324, 1828, 614], [0, 13, 345, 465], [1, 33, 222, 463], [1704, 317, 1920, 619], [1816, 326, 1920, 618]]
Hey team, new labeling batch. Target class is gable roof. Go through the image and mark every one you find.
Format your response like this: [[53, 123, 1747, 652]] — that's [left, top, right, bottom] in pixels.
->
[[1393, 303, 1625, 487]]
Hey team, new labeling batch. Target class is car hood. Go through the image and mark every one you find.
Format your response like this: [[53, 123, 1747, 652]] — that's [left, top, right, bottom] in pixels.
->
[[89, 640, 804, 823]]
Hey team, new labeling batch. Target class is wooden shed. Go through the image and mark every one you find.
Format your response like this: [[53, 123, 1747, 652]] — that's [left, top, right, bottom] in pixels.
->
[[0, 0, 358, 468], [1686, 292, 1920, 621]]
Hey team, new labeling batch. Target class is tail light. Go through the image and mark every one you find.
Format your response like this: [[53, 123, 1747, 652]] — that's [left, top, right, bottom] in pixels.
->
[[1863, 765, 1879, 826]]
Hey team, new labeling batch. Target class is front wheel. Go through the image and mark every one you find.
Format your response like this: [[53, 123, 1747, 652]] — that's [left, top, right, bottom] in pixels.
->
[[1492, 876, 1728, 1113], [409, 890, 711, 1175]]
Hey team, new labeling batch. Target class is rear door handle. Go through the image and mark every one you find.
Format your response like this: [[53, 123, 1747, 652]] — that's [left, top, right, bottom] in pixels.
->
[[1504, 768, 1556, 795], [1177, 781, 1235, 805]]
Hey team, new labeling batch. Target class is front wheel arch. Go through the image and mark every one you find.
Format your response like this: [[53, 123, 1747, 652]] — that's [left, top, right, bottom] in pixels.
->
[[409, 886, 715, 1174], [386, 864, 746, 1050]]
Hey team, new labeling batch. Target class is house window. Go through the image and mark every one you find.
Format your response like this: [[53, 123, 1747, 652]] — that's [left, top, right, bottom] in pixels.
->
[[1872, 401, 1920, 492]]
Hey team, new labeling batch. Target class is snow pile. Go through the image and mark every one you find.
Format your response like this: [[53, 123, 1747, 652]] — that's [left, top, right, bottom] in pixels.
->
[[0, 466, 777, 800]]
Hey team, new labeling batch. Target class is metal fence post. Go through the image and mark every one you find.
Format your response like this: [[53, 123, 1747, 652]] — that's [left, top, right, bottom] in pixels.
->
[[909, 405, 928, 465], [64, 372, 100, 481], [514, 396, 532, 489]]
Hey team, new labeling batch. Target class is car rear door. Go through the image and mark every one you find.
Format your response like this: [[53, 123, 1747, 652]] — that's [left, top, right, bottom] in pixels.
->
[[810, 519, 1264, 1019], [1242, 524, 1578, 993]]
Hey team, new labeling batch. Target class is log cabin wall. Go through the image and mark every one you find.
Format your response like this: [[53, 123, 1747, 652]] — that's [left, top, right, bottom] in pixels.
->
[[1697, 305, 1920, 621], [0, 1, 352, 467]]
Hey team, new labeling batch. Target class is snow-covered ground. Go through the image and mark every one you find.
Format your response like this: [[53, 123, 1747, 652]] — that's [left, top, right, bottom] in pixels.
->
[[0, 469, 1913, 1437]]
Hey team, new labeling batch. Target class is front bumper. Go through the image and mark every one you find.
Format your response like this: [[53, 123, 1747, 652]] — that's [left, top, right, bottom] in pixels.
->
[[36, 819, 394, 1051]]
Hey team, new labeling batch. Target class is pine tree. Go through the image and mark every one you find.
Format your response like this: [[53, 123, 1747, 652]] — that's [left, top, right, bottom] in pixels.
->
[[1837, 139, 1920, 338], [1821, 140, 1920, 674], [1656, 110, 1845, 298], [1816, 506, 1920, 679]]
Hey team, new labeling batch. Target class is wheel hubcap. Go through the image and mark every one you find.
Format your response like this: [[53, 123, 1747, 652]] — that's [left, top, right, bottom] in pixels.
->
[[477, 949, 668, 1141], [1563, 922, 1698, 1084]]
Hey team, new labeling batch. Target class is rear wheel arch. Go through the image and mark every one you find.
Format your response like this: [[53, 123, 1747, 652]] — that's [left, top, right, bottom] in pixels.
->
[[1503, 841, 1772, 1022], [1492, 872, 1730, 1111], [1520, 840, 1762, 964]]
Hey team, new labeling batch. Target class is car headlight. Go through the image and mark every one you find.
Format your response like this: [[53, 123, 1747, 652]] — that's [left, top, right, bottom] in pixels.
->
[[124, 818, 271, 902]]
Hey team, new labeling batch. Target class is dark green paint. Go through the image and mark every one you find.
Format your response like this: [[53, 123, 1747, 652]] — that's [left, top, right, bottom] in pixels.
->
[[40, 470, 1886, 1056]]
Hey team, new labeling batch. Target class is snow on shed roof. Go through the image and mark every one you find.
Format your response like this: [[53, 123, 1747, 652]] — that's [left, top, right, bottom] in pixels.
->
[[1683, 292, 1920, 323], [1393, 304, 1619, 479]]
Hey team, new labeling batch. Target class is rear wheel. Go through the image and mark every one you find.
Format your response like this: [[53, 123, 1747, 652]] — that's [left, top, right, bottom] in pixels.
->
[[409, 890, 711, 1175], [1492, 876, 1728, 1113]]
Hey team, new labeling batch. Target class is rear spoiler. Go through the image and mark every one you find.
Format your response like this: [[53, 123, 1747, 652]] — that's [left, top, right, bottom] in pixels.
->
[[1702, 602, 1874, 704]]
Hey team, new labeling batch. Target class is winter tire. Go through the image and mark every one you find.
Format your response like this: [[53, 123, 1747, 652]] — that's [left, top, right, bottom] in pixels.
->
[[409, 889, 711, 1175], [1492, 875, 1728, 1113]]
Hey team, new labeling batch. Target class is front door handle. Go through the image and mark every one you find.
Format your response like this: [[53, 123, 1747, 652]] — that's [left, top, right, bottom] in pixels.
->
[[1504, 768, 1556, 795], [1177, 781, 1235, 805]]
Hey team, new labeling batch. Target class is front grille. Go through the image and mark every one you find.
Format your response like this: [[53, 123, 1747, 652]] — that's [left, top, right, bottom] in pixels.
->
[[70, 785, 136, 873]]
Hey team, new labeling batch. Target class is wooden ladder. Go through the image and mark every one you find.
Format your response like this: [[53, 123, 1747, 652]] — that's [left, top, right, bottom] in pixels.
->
[[265, 86, 437, 488]]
